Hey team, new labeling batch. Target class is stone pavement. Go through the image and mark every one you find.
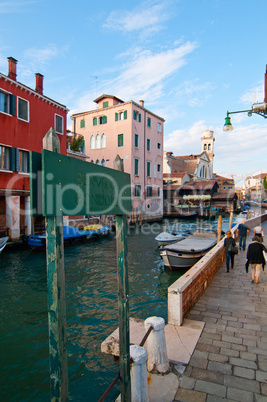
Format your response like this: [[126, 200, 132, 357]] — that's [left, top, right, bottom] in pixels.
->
[[174, 220, 267, 402]]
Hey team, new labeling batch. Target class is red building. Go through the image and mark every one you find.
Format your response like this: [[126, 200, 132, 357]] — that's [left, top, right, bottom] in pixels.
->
[[0, 57, 68, 239]]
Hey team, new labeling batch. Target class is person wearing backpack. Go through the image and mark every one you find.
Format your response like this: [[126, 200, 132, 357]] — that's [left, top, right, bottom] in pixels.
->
[[224, 230, 236, 273]]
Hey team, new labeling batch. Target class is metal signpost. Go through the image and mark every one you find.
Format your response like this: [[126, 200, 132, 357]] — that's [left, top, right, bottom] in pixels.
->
[[30, 141, 132, 401]]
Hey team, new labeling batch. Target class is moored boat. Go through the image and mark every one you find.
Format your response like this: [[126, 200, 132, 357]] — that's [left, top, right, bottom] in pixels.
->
[[160, 230, 218, 270], [155, 232, 187, 246], [0, 237, 9, 254], [27, 225, 111, 250]]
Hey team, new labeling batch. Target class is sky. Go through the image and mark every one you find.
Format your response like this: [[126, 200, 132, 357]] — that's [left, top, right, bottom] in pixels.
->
[[0, 0, 267, 187]]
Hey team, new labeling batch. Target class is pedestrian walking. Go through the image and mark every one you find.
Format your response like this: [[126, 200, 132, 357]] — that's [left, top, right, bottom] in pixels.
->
[[253, 224, 264, 242], [224, 230, 237, 272], [236, 219, 250, 251], [246, 236, 267, 284]]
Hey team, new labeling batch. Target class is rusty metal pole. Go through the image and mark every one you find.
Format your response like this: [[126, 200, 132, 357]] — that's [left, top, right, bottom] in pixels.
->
[[116, 214, 131, 401]]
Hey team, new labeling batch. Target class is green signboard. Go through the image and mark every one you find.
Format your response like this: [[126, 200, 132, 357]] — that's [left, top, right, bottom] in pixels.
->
[[30, 150, 132, 217]]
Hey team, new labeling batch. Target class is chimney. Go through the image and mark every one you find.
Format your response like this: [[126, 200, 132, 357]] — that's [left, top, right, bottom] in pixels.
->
[[8, 57, 18, 81], [139, 100, 144, 107], [264, 65, 267, 104], [35, 73, 44, 95]]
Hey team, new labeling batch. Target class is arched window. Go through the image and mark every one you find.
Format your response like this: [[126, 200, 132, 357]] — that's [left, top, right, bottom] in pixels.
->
[[91, 160, 94, 163], [208, 143, 211, 150], [96, 134, 101, 149], [101, 133, 106, 148], [96, 159, 100, 165], [90, 135, 95, 150], [101, 159, 106, 167], [204, 144, 207, 150]]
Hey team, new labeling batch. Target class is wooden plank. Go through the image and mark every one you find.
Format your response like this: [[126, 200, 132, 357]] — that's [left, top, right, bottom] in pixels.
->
[[116, 215, 131, 401], [41, 150, 131, 216]]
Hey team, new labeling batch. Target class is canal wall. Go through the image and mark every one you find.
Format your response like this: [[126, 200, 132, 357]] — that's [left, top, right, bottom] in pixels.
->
[[168, 213, 267, 326]]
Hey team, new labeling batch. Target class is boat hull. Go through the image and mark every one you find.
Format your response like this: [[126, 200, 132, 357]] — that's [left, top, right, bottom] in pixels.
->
[[0, 237, 9, 254], [160, 249, 206, 269]]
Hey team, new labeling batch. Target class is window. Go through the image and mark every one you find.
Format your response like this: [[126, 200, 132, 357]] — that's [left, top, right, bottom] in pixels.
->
[[115, 110, 127, 121], [157, 143, 161, 150], [80, 119, 85, 128], [158, 123, 161, 132], [55, 114, 63, 134], [96, 159, 100, 165], [147, 139, 150, 151], [147, 117, 151, 127], [96, 134, 101, 149], [18, 97, 29, 122], [157, 164, 161, 172], [134, 184, 141, 197], [19, 150, 29, 173], [0, 90, 15, 115], [93, 116, 107, 125], [135, 134, 139, 148], [101, 133, 106, 148], [208, 144, 211, 150], [147, 161, 151, 177], [134, 158, 139, 176], [133, 110, 141, 122], [147, 186, 152, 197], [157, 187, 160, 197], [0, 145, 10, 170], [90, 135, 95, 150], [204, 144, 207, 150], [101, 159, 106, 166], [118, 134, 124, 147], [103, 101, 108, 108]]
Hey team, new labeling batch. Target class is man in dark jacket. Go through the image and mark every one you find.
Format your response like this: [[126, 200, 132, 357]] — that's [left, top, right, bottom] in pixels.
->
[[236, 219, 249, 251], [246, 236, 267, 284]]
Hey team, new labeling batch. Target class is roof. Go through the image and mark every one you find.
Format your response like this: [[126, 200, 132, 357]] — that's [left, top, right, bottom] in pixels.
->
[[0, 73, 68, 112], [181, 180, 218, 191], [249, 173, 267, 180], [163, 172, 187, 178], [93, 94, 124, 104], [211, 192, 237, 200]]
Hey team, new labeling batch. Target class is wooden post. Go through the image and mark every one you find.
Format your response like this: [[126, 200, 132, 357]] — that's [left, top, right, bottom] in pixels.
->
[[43, 128, 68, 401], [217, 215, 222, 243], [116, 215, 131, 401], [229, 211, 233, 230]]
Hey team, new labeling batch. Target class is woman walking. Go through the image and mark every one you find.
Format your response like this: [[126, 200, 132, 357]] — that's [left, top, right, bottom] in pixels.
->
[[224, 230, 236, 272], [246, 236, 267, 284]]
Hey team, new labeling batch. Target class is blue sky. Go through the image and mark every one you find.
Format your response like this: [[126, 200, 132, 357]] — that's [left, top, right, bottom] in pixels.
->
[[1, 0, 267, 186]]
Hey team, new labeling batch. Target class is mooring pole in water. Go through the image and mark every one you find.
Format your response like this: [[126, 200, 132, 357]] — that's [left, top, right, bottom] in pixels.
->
[[229, 211, 233, 230], [217, 215, 222, 243], [116, 214, 131, 401], [43, 128, 68, 400]]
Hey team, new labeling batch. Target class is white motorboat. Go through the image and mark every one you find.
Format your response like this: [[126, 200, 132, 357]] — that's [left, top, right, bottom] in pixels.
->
[[160, 230, 217, 270], [0, 237, 9, 254], [155, 232, 186, 246]]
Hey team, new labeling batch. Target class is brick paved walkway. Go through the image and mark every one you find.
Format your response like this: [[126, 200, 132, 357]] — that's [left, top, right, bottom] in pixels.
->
[[174, 220, 267, 402]]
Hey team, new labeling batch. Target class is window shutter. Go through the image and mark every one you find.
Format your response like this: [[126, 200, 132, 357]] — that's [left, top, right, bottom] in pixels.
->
[[133, 110, 137, 120], [9, 148, 16, 171], [138, 113, 141, 122], [103, 115, 107, 124], [124, 110, 127, 119], [27, 151, 30, 173], [80, 119, 85, 128], [15, 148, 20, 172], [93, 117, 97, 126], [9, 94, 16, 116], [115, 112, 118, 121], [103, 101, 108, 108]]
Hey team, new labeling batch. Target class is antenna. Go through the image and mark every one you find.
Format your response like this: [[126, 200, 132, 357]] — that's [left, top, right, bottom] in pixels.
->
[[90, 76, 98, 98]]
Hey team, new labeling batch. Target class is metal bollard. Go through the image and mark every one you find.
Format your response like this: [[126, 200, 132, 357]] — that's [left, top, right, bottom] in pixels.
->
[[130, 345, 148, 402], [144, 316, 169, 373]]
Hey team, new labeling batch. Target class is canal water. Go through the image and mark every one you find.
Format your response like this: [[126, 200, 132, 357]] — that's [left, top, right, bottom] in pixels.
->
[[0, 218, 224, 401]]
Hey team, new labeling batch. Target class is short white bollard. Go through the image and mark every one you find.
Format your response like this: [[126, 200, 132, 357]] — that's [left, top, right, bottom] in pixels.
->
[[130, 345, 148, 402], [144, 316, 169, 373]]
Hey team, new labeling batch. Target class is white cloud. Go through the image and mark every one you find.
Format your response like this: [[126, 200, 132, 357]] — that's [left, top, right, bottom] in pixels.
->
[[23, 44, 58, 73], [103, 0, 171, 35], [240, 82, 264, 105], [164, 121, 208, 154], [0, 1, 38, 13], [172, 79, 216, 107], [106, 42, 197, 102]]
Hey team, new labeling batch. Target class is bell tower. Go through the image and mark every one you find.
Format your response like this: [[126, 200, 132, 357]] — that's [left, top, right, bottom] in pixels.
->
[[201, 129, 215, 173]]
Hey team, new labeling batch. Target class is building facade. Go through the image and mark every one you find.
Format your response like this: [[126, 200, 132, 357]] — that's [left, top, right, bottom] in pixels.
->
[[245, 172, 267, 201], [71, 95, 164, 221], [0, 57, 68, 238]]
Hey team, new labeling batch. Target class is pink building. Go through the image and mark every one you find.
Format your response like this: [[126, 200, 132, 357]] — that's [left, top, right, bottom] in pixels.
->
[[71, 95, 164, 220]]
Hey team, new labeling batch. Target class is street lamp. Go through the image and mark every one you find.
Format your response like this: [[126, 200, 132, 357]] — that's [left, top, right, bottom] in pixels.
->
[[223, 65, 267, 131]]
